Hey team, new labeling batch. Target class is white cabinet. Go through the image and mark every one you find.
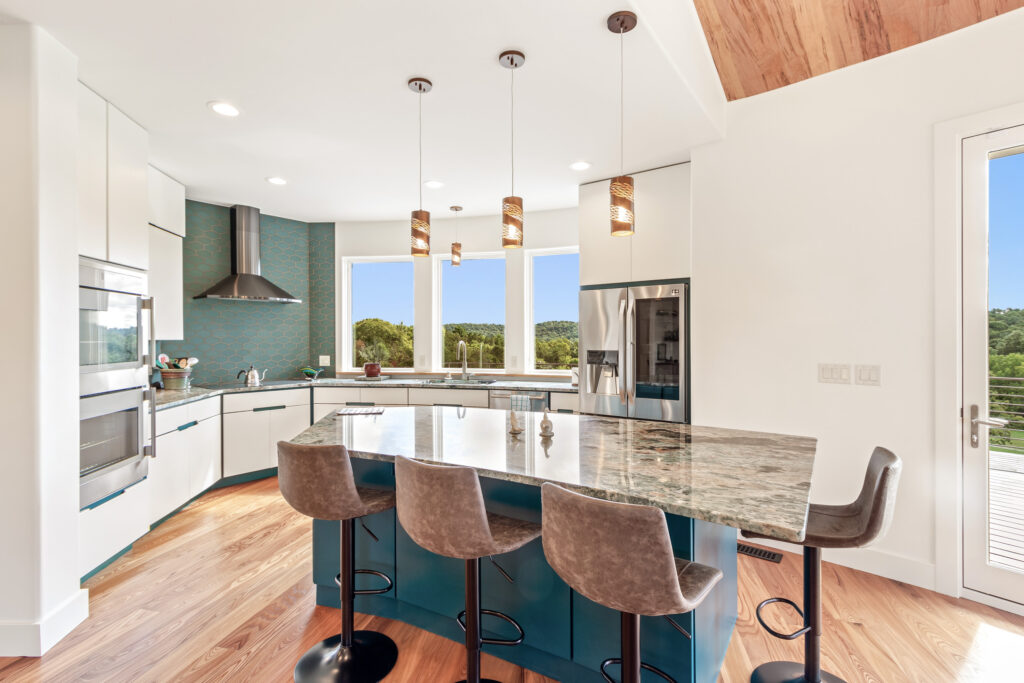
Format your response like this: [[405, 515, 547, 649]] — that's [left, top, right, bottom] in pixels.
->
[[150, 397, 222, 524], [147, 166, 186, 236], [408, 388, 489, 407], [106, 105, 149, 269], [77, 84, 107, 261], [549, 392, 579, 413], [312, 386, 408, 421], [148, 226, 184, 340], [75, 84, 150, 270], [79, 478, 151, 578], [579, 163, 691, 286], [223, 389, 311, 477], [150, 428, 190, 523]]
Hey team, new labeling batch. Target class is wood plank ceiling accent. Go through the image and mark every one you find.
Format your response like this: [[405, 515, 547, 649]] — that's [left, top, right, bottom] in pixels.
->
[[692, 0, 1024, 100]]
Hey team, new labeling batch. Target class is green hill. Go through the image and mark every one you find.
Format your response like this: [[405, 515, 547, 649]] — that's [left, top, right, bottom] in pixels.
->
[[535, 320, 578, 341]]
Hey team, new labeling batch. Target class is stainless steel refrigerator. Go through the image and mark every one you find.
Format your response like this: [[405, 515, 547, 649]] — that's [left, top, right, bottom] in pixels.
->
[[579, 280, 689, 422]]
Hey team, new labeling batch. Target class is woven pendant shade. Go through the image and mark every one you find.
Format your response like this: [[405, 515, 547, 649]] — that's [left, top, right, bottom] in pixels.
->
[[610, 175, 635, 236], [502, 196, 524, 248], [411, 209, 430, 257]]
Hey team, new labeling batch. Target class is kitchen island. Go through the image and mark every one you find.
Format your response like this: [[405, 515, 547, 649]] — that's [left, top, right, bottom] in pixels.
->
[[290, 406, 817, 682]]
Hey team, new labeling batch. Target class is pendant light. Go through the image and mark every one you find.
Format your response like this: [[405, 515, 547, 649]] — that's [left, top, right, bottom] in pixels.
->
[[450, 205, 463, 266], [608, 11, 637, 237], [409, 77, 432, 257], [499, 50, 525, 249]]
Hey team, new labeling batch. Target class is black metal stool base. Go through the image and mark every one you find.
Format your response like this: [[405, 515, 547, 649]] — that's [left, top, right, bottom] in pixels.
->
[[293, 630, 398, 683], [455, 680, 501, 683], [751, 660, 846, 683]]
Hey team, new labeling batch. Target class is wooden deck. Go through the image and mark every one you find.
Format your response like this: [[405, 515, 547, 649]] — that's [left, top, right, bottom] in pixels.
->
[[990, 450, 1024, 572]]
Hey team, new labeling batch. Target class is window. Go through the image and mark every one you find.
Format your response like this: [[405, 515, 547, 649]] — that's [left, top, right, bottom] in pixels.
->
[[532, 251, 579, 371], [350, 260, 414, 369], [440, 255, 506, 370]]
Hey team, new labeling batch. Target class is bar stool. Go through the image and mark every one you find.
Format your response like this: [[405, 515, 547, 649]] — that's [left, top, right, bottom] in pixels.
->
[[393, 455, 541, 683], [541, 483, 723, 683], [744, 446, 902, 683], [278, 442, 399, 683]]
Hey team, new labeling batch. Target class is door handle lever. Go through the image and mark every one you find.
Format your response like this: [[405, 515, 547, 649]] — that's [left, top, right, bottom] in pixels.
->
[[970, 404, 1009, 448]]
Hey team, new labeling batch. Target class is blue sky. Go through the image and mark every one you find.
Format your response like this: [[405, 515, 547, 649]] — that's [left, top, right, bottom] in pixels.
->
[[990, 152, 1024, 310], [351, 252, 580, 325]]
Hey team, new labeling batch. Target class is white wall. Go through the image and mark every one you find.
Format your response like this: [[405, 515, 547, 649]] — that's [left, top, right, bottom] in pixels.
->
[[0, 24, 88, 655], [335, 207, 578, 373], [690, 9, 1024, 590]]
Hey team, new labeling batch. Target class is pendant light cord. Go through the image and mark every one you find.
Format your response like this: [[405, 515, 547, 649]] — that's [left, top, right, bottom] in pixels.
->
[[418, 91, 423, 210], [510, 68, 516, 196], [620, 26, 625, 175]]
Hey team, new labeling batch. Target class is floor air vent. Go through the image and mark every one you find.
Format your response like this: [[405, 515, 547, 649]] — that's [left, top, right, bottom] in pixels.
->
[[737, 543, 783, 563]]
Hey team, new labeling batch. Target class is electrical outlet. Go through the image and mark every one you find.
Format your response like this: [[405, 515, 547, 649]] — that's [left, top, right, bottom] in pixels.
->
[[818, 363, 851, 384], [318, 355, 331, 366], [855, 364, 881, 386]]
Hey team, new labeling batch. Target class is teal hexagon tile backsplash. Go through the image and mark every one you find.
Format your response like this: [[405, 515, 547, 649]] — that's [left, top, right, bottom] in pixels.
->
[[161, 201, 335, 386]]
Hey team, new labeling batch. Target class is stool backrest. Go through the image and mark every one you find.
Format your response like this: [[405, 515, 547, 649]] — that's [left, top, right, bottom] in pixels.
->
[[541, 483, 692, 616], [277, 441, 367, 521], [849, 446, 902, 547], [394, 455, 495, 560]]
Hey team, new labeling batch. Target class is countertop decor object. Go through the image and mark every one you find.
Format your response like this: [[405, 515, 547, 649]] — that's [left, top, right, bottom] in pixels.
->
[[509, 411, 523, 434], [160, 367, 191, 391], [539, 408, 554, 437]]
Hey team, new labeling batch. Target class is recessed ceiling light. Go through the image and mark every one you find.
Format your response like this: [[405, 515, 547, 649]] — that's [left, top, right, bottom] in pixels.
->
[[266, 177, 287, 185], [207, 101, 240, 117], [570, 161, 591, 171], [423, 180, 444, 189]]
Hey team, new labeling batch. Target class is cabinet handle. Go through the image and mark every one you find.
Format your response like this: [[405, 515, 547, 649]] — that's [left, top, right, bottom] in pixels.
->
[[253, 405, 287, 412], [346, 401, 375, 406], [177, 420, 198, 431]]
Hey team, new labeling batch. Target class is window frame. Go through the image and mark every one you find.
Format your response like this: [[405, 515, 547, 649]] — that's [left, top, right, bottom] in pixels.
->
[[526, 246, 580, 375], [342, 255, 416, 373], [433, 250, 508, 373]]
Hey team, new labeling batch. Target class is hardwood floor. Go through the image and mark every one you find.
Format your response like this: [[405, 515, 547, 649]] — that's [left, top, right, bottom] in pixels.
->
[[1, 476, 1022, 682]]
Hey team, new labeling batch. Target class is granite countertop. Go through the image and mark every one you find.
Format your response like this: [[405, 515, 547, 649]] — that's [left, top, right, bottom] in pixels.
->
[[154, 378, 577, 411], [289, 406, 817, 542]]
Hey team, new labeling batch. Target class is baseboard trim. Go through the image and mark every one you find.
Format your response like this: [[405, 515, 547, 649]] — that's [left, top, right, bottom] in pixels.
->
[[0, 588, 89, 656], [741, 537, 937, 591], [960, 587, 1024, 617]]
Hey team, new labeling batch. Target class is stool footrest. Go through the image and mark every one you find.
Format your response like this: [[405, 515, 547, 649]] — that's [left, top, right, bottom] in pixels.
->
[[755, 597, 811, 640], [600, 657, 675, 683], [456, 608, 525, 646], [334, 569, 394, 596]]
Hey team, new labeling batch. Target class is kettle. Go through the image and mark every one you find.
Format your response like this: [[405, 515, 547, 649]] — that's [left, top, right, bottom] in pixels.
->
[[237, 365, 268, 387]]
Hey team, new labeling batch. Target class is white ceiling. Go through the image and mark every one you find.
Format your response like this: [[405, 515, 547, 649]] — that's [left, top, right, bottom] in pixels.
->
[[0, 0, 724, 222]]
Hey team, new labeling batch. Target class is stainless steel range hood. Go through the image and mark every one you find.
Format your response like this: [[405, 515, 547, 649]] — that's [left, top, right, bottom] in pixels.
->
[[193, 205, 301, 303]]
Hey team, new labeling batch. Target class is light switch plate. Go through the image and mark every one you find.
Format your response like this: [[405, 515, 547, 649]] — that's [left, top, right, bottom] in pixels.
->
[[318, 355, 331, 366], [818, 363, 851, 384], [855, 364, 881, 386]]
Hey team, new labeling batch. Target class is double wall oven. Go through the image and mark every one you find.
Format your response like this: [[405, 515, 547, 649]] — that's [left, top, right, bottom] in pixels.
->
[[79, 257, 155, 509]]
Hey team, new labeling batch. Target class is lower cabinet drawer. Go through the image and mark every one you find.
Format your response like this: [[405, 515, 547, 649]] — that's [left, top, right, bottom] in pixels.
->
[[223, 388, 310, 413], [79, 478, 151, 577], [549, 392, 579, 413], [408, 388, 489, 407]]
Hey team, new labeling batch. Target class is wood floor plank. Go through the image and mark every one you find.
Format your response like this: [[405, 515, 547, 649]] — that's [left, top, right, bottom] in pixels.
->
[[3, 477, 1023, 682]]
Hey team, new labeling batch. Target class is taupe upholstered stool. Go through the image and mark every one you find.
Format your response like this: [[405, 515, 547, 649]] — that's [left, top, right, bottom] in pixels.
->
[[278, 442, 399, 683], [541, 483, 723, 683], [393, 455, 541, 683], [744, 446, 902, 683]]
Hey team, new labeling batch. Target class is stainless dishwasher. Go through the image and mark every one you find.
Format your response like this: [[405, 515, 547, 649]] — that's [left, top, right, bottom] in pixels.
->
[[488, 391, 548, 412]]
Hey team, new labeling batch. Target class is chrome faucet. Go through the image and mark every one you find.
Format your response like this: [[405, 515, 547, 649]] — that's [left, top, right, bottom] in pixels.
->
[[456, 340, 470, 380]]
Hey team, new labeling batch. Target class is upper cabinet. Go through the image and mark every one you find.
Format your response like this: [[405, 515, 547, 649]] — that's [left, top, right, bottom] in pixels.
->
[[147, 166, 186, 237], [76, 82, 149, 271], [579, 163, 692, 286]]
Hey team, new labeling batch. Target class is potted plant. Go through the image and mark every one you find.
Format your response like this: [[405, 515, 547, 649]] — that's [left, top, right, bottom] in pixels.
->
[[358, 342, 390, 378]]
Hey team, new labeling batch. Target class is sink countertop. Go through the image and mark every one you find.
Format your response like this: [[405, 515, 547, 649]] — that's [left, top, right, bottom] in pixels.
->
[[154, 377, 577, 411], [290, 406, 818, 542]]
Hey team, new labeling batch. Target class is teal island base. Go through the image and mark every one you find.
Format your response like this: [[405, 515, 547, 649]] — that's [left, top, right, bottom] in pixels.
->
[[312, 460, 738, 683]]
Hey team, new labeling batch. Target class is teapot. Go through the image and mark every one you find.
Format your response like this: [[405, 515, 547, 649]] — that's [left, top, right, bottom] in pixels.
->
[[237, 365, 268, 387]]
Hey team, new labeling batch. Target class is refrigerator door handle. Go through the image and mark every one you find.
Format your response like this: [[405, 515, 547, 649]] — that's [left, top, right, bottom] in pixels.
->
[[627, 292, 637, 405], [618, 293, 628, 405]]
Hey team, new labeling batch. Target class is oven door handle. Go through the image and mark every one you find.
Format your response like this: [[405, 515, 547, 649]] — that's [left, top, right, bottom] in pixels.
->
[[142, 297, 156, 458], [144, 388, 157, 458]]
